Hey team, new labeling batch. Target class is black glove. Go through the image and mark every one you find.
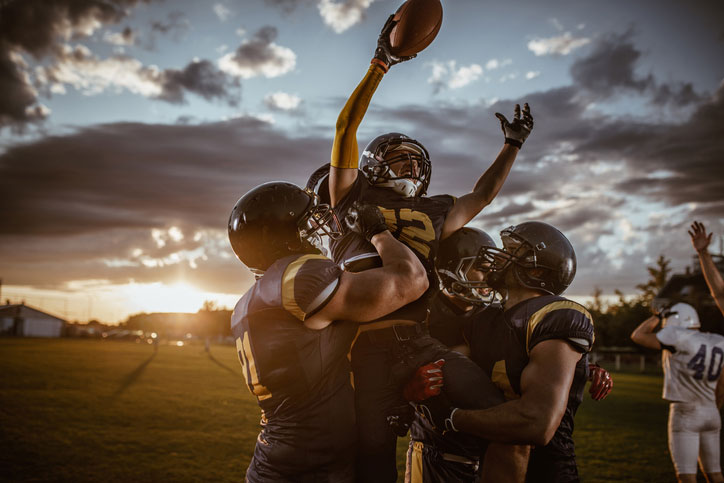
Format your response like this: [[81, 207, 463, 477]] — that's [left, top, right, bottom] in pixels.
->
[[371, 14, 416, 72], [495, 103, 533, 149], [387, 402, 415, 437], [344, 201, 388, 241], [654, 303, 678, 323], [413, 393, 459, 434]]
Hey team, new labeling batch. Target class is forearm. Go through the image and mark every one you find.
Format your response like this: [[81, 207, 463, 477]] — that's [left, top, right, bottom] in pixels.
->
[[698, 250, 724, 314], [371, 231, 428, 294], [471, 143, 519, 204], [454, 398, 554, 445], [331, 64, 385, 170], [630, 316, 660, 347]]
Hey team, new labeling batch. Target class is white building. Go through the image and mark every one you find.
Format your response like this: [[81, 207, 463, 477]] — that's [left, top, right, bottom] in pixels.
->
[[0, 304, 66, 338]]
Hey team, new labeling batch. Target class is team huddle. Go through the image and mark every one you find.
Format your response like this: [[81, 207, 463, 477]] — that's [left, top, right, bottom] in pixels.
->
[[226, 10, 723, 483]]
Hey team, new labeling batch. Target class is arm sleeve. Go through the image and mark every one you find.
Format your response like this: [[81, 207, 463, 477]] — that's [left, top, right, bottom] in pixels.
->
[[527, 301, 595, 354], [281, 255, 343, 321], [331, 64, 386, 169]]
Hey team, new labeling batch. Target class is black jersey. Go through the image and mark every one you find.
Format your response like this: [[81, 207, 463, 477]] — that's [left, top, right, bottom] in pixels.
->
[[427, 291, 498, 347], [231, 253, 358, 477], [331, 176, 455, 324], [464, 295, 594, 483]]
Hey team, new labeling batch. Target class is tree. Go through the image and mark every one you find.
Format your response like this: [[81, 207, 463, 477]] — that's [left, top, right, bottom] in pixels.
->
[[635, 254, 671, 307]]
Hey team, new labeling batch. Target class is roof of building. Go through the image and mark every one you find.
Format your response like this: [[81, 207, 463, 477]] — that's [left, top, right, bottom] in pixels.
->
[[0, 304, 67, 324]]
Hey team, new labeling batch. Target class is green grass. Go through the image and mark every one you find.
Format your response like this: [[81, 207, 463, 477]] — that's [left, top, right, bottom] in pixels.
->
[[1, 339, 720, 482]]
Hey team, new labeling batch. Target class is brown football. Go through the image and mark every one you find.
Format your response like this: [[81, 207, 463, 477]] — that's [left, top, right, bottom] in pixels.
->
[[389, 0, 443, 57]]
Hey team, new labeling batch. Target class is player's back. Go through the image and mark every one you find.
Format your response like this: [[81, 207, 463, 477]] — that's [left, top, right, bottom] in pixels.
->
[[230, 253, 358, 473], [659, 327, 724, 404]]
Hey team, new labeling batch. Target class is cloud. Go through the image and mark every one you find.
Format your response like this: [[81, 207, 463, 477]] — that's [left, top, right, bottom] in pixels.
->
[[427, 61, 483, 93], [103, 27, 136, 46], [527, 32, 591, 56], [264, 92, 302, 111], [318, 0, 375, 34], [35, 45, 237, 105], [218, 26, 296, 79], [570, 31, 703, 106], [485, 59, 511, 71], [213, 3, 232, 22], [525, 71, 540, 80]]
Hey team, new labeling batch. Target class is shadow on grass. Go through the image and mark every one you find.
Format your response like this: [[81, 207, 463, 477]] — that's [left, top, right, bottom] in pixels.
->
[[207, 350, 241, 378], [110, 352, 156, 400]]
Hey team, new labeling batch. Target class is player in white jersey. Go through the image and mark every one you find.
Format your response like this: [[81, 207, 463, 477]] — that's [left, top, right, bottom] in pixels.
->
[[631, 302, 724, 483]]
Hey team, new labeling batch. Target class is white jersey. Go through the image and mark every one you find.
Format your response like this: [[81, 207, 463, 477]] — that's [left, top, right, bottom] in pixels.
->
[[656, 327, 724, 404]]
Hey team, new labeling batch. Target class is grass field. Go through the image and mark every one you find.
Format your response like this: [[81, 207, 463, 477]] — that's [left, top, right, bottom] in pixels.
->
[[0, 338, 720, 482]]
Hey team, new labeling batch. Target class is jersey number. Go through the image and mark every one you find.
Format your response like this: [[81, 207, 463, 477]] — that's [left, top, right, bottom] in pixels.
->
[[687, 344, 724, 381], [236, 334, 272, 400], [378, 207, 436, 258]]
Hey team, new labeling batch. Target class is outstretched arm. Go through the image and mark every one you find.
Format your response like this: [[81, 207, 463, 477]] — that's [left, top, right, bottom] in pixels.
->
[[441, 104, 533, 239], [689, 221, 724, 316], [329, 14, 414, 206]]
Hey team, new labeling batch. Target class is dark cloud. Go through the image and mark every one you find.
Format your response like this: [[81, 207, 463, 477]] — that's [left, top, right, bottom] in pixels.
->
[[570, 30, 702, 106], [0, 0, 151, 127], [157, 59, 240, 105], [264, 0, 315, 14], [219, 26, 296, 79]]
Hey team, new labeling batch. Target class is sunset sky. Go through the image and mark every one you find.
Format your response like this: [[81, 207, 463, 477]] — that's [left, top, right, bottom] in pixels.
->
[[1, 0, 723, 324]]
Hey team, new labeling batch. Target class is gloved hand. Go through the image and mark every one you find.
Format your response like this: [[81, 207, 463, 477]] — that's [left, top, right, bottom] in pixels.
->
[[588, 363, 613, 401], [413, 393, 459, 433], [371, 14, 417, 72], [495, 103, 534, 149], [386, 402, 415, 437], [403, 359, 445, 402], [344, 201, 388, 241]]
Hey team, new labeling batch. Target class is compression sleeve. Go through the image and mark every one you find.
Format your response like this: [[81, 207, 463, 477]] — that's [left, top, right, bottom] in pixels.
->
[[330, 64, 386, 169]]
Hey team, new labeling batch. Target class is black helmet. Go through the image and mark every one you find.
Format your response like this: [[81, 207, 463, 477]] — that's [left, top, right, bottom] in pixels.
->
[[305, 163, 331, 205], [478, 222, 576, 295], [436, 227, 499, 305], [228, 181, 340, 274], [359, 132, 431, 197]]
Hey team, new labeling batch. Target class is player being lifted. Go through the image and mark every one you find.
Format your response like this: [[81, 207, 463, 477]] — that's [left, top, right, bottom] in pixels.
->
[[227, 181, 430, 482], [321, 9, 534, 482]]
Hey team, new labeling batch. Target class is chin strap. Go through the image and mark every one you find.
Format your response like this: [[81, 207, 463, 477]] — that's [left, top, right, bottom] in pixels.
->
[[377, 178, 421, 197]]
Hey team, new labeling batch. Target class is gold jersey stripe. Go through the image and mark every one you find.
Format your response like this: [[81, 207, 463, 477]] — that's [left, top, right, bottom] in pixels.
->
[[491, 360, 520, 400], [526, 300, 593, 355], [281, 254, 329, 321], [236, 335, 271, 401]]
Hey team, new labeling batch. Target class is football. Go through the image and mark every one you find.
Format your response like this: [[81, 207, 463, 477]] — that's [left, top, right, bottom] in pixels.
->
[[389, 0, 443, 57]]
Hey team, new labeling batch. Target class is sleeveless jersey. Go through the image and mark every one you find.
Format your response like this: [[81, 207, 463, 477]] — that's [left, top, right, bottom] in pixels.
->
[[657, 326, 724, 404], [464, 295, 595, 483], [331, 176, 455, 324], [230, 253, 358, 473]]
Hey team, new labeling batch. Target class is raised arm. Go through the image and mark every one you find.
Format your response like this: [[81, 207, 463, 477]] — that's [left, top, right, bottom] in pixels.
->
[[441, 104, 533, 239], [630, 315, 663, 350], [329, 15, 414, 206], [305, 203, 428, 329], [689, 221, 724, 315]]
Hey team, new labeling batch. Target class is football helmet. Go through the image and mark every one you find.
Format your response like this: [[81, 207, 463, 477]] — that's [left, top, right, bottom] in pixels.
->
[[359, 132, 431, 197], [436, 227, 499, 305], [228, 181, 341, 275], [305, 163, 332, 205], [477, 221, 576, 296], [662, 302, 700, 329]]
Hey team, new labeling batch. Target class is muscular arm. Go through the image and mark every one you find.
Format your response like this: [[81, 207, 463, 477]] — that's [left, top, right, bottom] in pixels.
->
[[452, 339, 582, 445], [329, 64, 386, 206], [630, 315, 663, 350], [441, 144, 519, 239], [689, 221, 724, 315], [305, 230, 428, 329]]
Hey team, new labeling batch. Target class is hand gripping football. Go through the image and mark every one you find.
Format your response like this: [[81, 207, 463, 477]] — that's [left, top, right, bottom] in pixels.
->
[[389, 0, 443, 57]]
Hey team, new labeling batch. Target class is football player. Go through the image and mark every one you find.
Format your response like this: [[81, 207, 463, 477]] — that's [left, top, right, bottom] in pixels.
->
[[321, 11, 533, 482], [227, 181, 430, 482], [690, 221, 724, 316], [406, 226, 612, 483], [631, 303, 724, 483], [413, 222, 596, 482]]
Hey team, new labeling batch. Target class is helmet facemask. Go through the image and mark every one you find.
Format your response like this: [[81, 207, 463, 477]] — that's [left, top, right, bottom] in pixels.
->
[[362, 139, 431, 197], [295, 189, 342, 257], [438, 254, 498, 306]]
